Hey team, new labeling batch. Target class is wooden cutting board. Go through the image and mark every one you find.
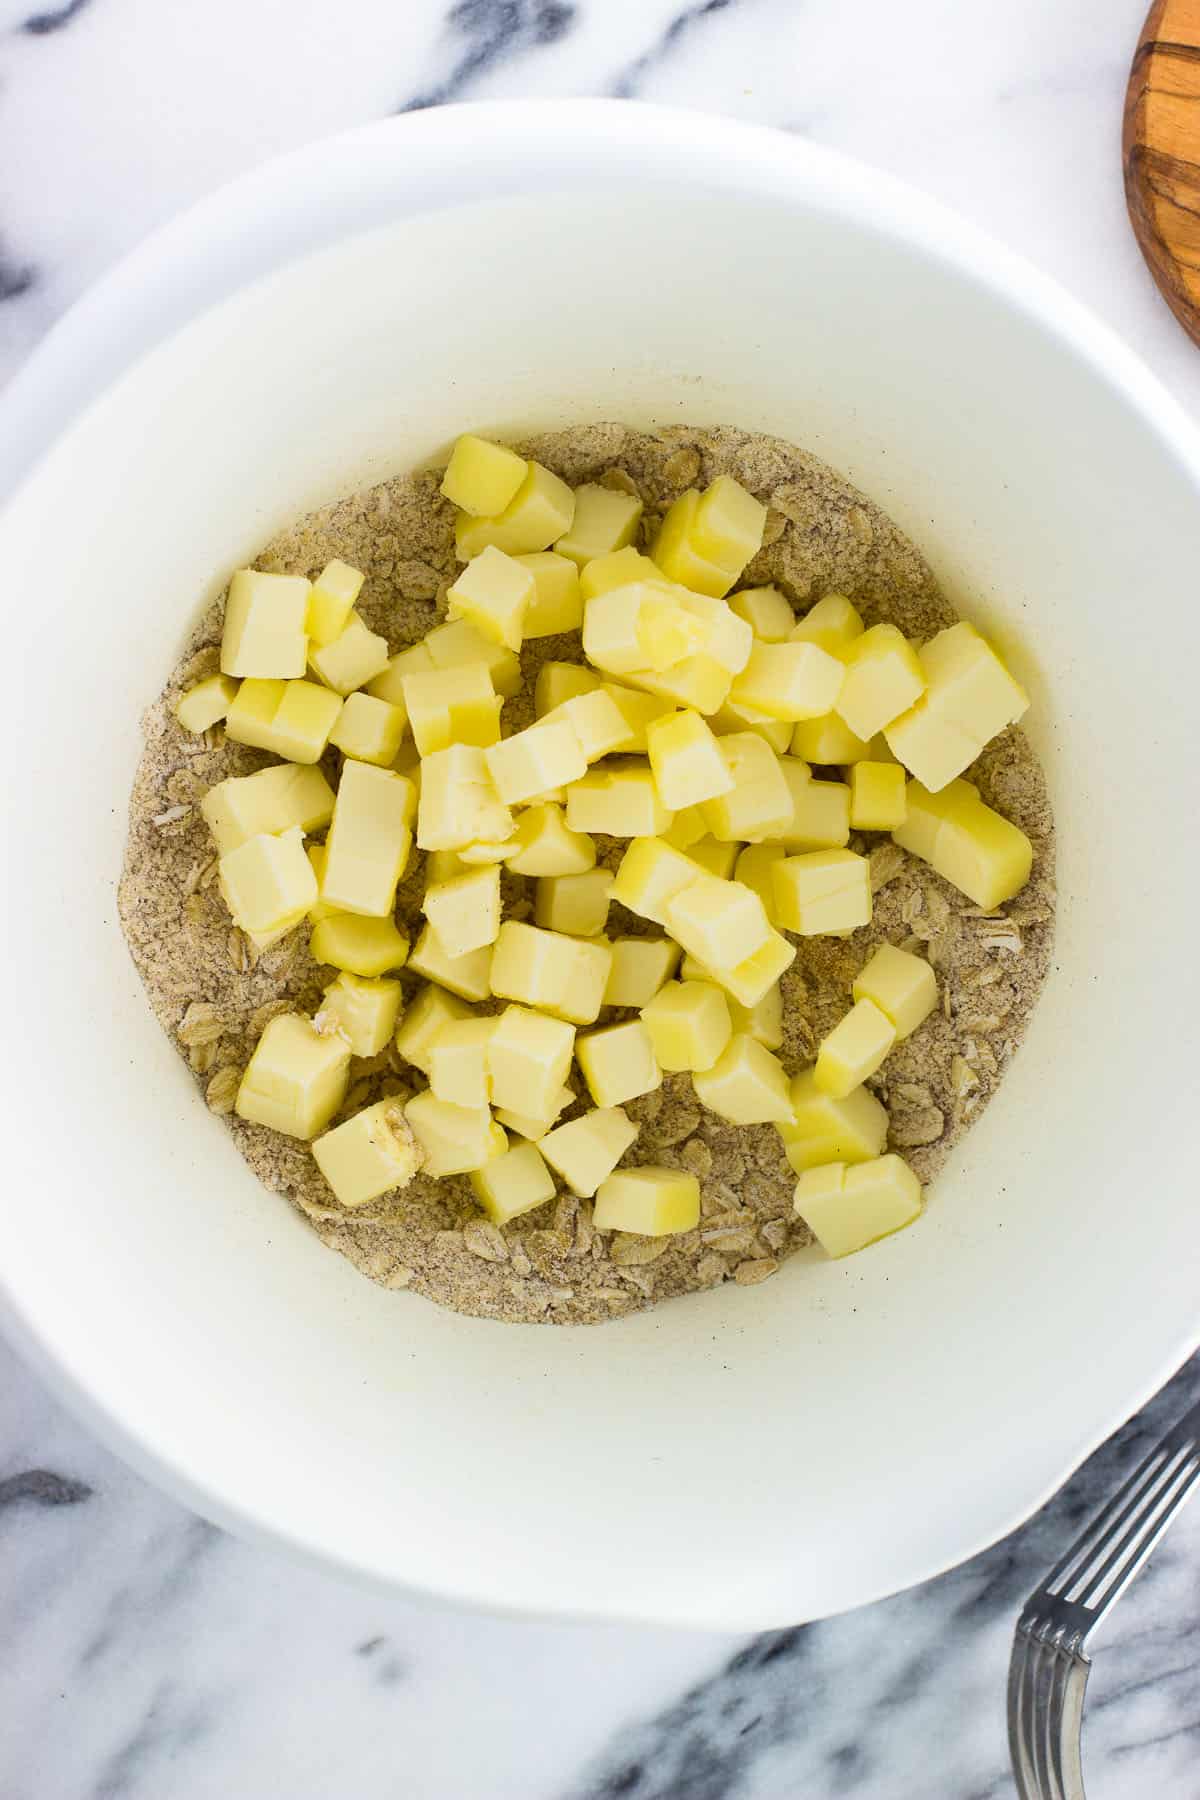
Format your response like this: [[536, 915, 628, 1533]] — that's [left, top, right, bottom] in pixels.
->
[[1125, 0, 1200, 343]]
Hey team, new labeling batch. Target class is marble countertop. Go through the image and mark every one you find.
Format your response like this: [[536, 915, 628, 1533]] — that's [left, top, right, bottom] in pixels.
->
[[3, 1, 1199, 1795]]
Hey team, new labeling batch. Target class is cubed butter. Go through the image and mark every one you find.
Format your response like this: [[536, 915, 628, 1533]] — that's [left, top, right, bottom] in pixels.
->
[[312, 1099, 421, 1207], [583, 582, 677, 676], [321, 760, 414, 917], [307, 560, 365, 648], [425, 617, 522, 697], [790, 712, 872, 766], [306, 841, 336, 922], [308, 611, 390, 696], [794, 1154, 922, 1258], [218, 825, 316, 943], [687, 837, 739, 879], [404, 1091, 504, 1176], [408, 922, 493, 1002], [885, 622, 1029, 791], [893, 779, 1033, 908], [486, 1004, 576, 1118], [440, 433, 527, 517], [534, 661, 602, 715], [175, 673, 238, 734], [495, 1085, 574, 1142], [692, 1031, 792, 1123], [600, 682, 675, 752], [700, 732, 792, 843], [789, 594, 864, 657], [469, 1140, 557, 1224], [417, 745, 512, 852], [729, 640, 844, 722], [773, 848, 871, 936], [220, 569, 310, 679], [593, 1167, 700, 1237], [626, 652, 733, 717], [576, 1019, 662, 1107], [728, 981, 784, 1050], [489, 921, 611, 1025], [651, 489, 735, 598], [610, 836, 705, 926], [778, 1070, 888, 1173], [661, 805, 709, 851], [779, 772, 851, 851], [455, 461, 575, 560], [646, 707, 734, 811], [516, 551, 583, 636], [814, 998, 896, 1098], [734, 844, 785, 925], [835, 624, 925, 740], [665, 874, 771, 972], [640, 979, 731, 1073], [447, 545, 534, 653], [316, 971, 403, 1058], [503, 803, 596, 876], [367, 640, 433, 710], [428, 1016, 499, 1108], [689, 475, 767, 580], [565, 761, 673, 838], [534, 868, 613, 937], [579, 545, 660, 600], [727, 585, 794, 641], [224, 677, 342, 763], [849, 760, 907, 830], [236, 1013, 350, 1140], [539, 1106, 638, 1198], [852, 943, 937, 1039], [328, 692, 407, 767], [602, 936, 681, 1008], [310, 912, 410, 977], [540, 688, 631, 764], [554, 483, 643, 567], [485, 717, 587, 806], [423, 863, 501, 957], [393, 983, 471, 1072], [674, 591, 754, 678], [711, 697, 794, 755], [404, 665, 502, 757], [713, 930, 796, 1009]]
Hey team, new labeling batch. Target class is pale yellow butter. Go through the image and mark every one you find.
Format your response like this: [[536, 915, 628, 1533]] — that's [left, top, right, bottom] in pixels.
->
[[516, 551, 583, 636], [307, 560, 365, 649], [328, 692, 407, 767], [422, 863, 501, 958], [646, 707, 734, 811], [447, 545, 535, 653], [835, 624, 925, 740], [540, 688, 631, 764], [593, 1167, 700, 1236], [555, 483, 643, 568], [317, 971, 403, 1058], [393, 983, 471, 1072], [310, 912, 410, 977], [218, 825, 316, 943], [772, 848, 872, 936], [651, 490, 735, 598], [640, 979, 731, 1073], [727, 585, 794, 641], [416, 744, 512, 852], [175, 673, 238, 734], [602, 936, 681, 1008], [790, 712, 872, 766], [692, 1031, 793, 1123], [424, 617, 522, 698], [534, 868, 613, 938], [404, 1091, 504, 1177], [220, 569, 310, 679], [579, 545, 660, 600], [403, 665, 502, 757], [236, 1013, 349, 1140], [665, 874, 771, 972], [428, 1016, 499, 1109], [534, 660, 602, 714], [225, 677, 343, 764], [576, 1018, 662, 1108], [312, 1098, 421, 1207], [852, 943, 937, 1039], [734, 844, 785, 925], [539, 1106, 638, 1198], [321, 760, 414, 918], [408, 922, 493, 1002], [794, 1153, 922, 1258], [454, 461, 575, 560], [701, 732, 792, 843], [610, 836, 705, 925], [729, 639, 844, 722], [470, 1140, 557, 1224], [814, 998, 896, 1098], [440, 433, 527, 517], [489, 920, 610, 1025], [485, 717, 587, 806], [893, 778, 1033, 908], [487, 1004, 576, 1119], [777, 1069, 888, 1174], [366, 640, 433, 710], [789, 594, 864, 657], [565, 761, 673, 838], [503, 803, 596, 877], [308, 611, 390, 697]]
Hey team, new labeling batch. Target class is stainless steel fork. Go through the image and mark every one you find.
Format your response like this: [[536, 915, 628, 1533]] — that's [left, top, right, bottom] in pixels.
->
[[1008, 1397, 1200, 1799]]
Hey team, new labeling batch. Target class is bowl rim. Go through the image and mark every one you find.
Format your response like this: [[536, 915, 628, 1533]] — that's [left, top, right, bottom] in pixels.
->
[[4, 98, 1200, 1628]]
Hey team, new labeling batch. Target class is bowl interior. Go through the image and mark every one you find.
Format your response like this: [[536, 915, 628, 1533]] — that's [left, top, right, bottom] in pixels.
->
[[2, 176, 1198, 1629]]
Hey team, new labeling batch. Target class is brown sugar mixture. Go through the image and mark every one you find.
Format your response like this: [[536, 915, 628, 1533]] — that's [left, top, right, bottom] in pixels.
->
[[118, 424, 1056, 1324]]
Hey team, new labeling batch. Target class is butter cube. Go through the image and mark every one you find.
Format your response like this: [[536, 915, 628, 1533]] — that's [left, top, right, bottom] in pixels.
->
[[853, 943, 937, 1039], [610, 836, 705, 925], [734, 844, 785, 924], [308, 611, 390, 696], [652, 490, 736, 598], [576, 1018, 662, 1107], [882, 702, 978, 794], [307, 560, 365, 648], [327, 692, 406, 767], [639, 595, 710, 671], [176, 673, 238, 734], [789, 594, 864, 657], [424, 849, 470, 885], [455, 461, 575, 560], [405, 666, 502, 758], [779, 771, 851, 851], [711, 698, 794, 755], [794, 1154, 922, 1258], [423, 864, 501, 957], [220, 569, 310, 679], [316, 971, 403, 1058], [306, 841, 336, 922], [555, 483, 643, 567], [580, 546, 660, 599], [601, 683, 675, 752], [408, 922, 493, 1002], [713, 930, 795, 1009], [814, 998, 896, 1098], [393, 983, 471, 1072], [428, 1016, 499, 1108], [404, 1091, 504, 1177], [602, 936, 681, 1008], [665, 875, 771, 973], [485, 718, 587, 806], [539, 1106, 638, 1197], [313, 1099, 421, 1207], [504, 803, 596, 877], [593, 1167, 700, 1236], [486, 1003, 576, 1118], [495, 1085, 575, 1141], [885, 622, 1029, 790], [565, 762, 673, 838], [515, 551, 583, 636], [417, 745, 512, 852], [640, 979, 731, 1072], [489, 921, 611, 1025], [310, 912, 410, 976], [773, 849, 872, 936], [236, 1013, 350, 1139], [778, 1070, 888, 1173], [322, 761, 414, 917], [693, 1032, 792, 1123], [367, 640, 434, 710], [675, 591, 754, 676], [893, 779, 1033, 908], [729, 981, 784, 1050], [791, 713, 871, 766], [626, 652, 733, 717], [440, 433, 527, 517], [849, 760, 907, 830], [687, 838, 739, 878], [690, 475, 767, 578], [470, 1140, 557, 1224], [835, 625, 925, 740], [218, 826, 316, 942], [447, 545, 534, 653], [224, 678, 341, 763], [454, 838, 513, 867], [540, 689, 631, 763], [583, 582, 677, 676], [424, 618, 522, 698], [535, 868, 612, 938], [661, 806, 708, 851], [729, 640, 844, 721], [727, 586, 794, 641], [701, 732, 792, 843], [646, 707, 734, 811], [534, 661, 603, 714]]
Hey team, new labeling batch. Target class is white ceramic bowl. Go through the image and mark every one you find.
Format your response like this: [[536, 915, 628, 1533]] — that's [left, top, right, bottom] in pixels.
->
[[2, 103, 1198, 1631]]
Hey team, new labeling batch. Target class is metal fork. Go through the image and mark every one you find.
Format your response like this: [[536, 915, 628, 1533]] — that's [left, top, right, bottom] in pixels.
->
[[1008, 1397, 1200, 1798]]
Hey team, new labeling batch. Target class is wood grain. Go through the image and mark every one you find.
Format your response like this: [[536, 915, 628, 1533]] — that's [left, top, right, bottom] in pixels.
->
[[1124, 0, 1200, 344]]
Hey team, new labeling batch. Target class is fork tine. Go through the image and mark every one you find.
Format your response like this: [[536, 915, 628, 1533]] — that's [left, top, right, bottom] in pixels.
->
[[1071, 1446, 1200, 1616], [1043, 1638, 1074, 1800], [1028, 1629, 1061, 1800], [1046, 1439, 1185, 1597], [1007, 1627, 1040, 1800]]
